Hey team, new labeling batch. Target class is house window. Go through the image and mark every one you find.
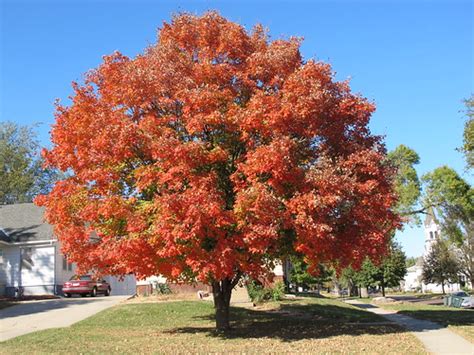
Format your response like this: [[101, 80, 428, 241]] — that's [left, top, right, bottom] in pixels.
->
[[63, 256, 73, 271], [434, 231, 439, 239], [429, 231, 434, 239]]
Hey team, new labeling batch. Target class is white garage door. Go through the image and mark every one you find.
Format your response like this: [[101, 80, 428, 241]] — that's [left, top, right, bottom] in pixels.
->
[[105, 275, 136, 296], [20, 246, 55, 294]]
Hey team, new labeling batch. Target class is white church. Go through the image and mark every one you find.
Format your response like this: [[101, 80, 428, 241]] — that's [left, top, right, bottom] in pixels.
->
[[402, 210, 463, 293]]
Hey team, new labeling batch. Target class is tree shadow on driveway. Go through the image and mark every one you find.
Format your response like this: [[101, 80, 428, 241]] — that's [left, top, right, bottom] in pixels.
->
[[0, 296, 125, 320]]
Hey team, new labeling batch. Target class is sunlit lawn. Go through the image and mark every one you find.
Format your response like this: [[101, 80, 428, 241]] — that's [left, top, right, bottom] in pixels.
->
[[0, 297, 426, 354]]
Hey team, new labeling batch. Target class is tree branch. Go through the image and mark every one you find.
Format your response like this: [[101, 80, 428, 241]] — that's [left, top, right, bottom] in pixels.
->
[[400, 203, 438, 216], [230, 271, 243, 288]]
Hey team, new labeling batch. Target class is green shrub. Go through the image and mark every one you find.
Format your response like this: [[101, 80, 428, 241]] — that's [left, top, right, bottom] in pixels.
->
[[153, 282, 172, 295], [246, 280, 264, 303], [271, 281, 285, 301], [246, 280, 285, 304]]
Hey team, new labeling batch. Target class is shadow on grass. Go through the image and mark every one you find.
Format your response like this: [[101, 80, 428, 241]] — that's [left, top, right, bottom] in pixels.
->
[[165, 302, 406, 341], [290, 292, 326, 298]]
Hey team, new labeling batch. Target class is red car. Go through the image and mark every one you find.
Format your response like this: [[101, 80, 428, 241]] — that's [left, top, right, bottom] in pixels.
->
[[63, 275, 111, 297]]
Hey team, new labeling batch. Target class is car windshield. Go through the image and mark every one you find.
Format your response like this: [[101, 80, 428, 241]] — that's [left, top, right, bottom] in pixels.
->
[[454, 291, 468, 297], [70, 275, 92, 281]]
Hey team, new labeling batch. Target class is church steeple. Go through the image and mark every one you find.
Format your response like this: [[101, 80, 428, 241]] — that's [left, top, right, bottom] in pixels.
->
[[424, 206, 438, 227], [423, 207, 440, 256]]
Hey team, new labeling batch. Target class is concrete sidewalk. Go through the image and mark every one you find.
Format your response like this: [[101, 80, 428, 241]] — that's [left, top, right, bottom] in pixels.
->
[[0, 295, 128, 341], [345, 299, 473, 355]]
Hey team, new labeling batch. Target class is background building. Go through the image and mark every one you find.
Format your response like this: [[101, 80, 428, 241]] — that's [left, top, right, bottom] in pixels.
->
[[403, 210, 461, 293], [0, 203, 136, 297]]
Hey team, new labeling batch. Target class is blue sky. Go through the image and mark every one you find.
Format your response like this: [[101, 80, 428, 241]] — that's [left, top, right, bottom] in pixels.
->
[[1, 0, 472, 257]]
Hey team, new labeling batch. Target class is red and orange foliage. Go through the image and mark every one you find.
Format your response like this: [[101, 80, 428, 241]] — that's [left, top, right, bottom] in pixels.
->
[[37, 12, 399, 285]]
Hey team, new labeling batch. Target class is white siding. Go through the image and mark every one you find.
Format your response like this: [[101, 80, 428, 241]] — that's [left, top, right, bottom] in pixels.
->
[[273, 263, 284, 277], [0, 246, 21, 287], [403, 266, 422, 292], [55, 241, 76, 285], [20, 246, 55, 294]]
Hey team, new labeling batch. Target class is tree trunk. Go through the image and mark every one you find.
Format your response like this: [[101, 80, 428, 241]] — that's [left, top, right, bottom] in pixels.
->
[[211, 273, 241, 332], [360, 286, 369, 298], [351, 284, 358, 297], [334, 282, 341, 296], [381, 279, 386, 297], [441, 282, 445, 295]]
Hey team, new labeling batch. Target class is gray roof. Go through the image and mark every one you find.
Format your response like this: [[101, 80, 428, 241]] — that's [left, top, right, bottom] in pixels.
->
[[0, 203, 54, 243]]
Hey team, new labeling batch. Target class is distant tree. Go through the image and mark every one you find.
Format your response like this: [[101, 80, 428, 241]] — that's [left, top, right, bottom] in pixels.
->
[[0, 122, 59, 204], [405, 256, 418, 268], [354, 259, 380, 293], [289, 257, 333, 291], [380, 242, 407, 296], [354, 242, 407, 297], [422, 240, 461, 294], [386, 145, 422, 222], [461, 95, 473, 170], [338, 267, 360, 296], [423, 166, 474, 288]]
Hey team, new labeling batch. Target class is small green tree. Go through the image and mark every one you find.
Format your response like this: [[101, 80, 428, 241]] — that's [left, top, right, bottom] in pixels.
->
[[354, 259, 381, 293], [339, 267, 360, 296], [354, 242, 407, 297], [406, 256, 419, 268], [422, 240, 460, 294], [0, 122, 60, 204], [289, 257, 333, 291], [380, 242, 407, 296]]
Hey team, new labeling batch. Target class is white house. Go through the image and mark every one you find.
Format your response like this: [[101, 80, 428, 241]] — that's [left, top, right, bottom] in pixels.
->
[[402, 209, 462, 293], [0, 203, 136, 296]]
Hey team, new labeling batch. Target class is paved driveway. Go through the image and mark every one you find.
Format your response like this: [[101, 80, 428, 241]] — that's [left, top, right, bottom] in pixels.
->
[[0, 295, 129, 341]]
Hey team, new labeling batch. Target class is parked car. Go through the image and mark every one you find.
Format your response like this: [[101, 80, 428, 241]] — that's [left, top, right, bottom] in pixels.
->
[[63, 275, 111, 297], [450, 291, 474, 309]]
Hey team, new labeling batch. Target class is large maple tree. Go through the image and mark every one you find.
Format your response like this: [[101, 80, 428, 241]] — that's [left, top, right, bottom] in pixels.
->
[[37, 12, 399, 330]]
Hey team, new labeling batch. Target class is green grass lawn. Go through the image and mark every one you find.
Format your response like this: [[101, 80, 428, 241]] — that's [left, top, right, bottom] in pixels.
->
[[375, 302, 474, 342], [0, 297, 427, 354]]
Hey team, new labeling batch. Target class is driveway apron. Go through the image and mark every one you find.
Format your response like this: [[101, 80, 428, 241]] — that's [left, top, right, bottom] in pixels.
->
[[0, 296, 128, 341]]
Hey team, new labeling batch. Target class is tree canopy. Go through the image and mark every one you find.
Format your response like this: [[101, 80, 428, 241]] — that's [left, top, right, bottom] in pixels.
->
[[386, 145, 422, 222], [0, 121, 58, 204], [36, 12, 399, 330], [353, 241, 406, 296], [289, 257, 333, 290], [462, 95, 473, 170]]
